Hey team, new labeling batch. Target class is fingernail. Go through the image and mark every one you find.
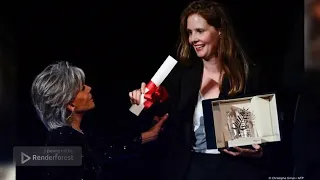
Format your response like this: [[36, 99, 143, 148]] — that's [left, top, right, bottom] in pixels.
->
[[165, 113, 169, 117]]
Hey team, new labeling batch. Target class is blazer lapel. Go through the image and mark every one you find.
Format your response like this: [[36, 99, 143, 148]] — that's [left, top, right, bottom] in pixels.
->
[[179, 59, 232, 106], [178, 60, 203, 111]]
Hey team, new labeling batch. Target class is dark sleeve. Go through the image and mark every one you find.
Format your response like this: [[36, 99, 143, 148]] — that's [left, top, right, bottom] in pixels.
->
[[86, 130, 142, 165], [43, 130, 142, 179], [282, 13, 304, 94], [161, 62, 185, 111], [45, 167, 85, 180], [42, 137, 93, 180], [245, 64, 266, 95]]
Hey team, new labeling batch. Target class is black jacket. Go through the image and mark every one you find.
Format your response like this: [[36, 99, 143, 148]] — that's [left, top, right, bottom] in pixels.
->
[[42, 126, 142, 180], [150, 58, 266, 180]]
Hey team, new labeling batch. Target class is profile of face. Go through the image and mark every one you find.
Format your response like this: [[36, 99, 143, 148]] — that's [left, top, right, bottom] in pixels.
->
[[68, 84, 95, 113], [187, 13, 221, 60]]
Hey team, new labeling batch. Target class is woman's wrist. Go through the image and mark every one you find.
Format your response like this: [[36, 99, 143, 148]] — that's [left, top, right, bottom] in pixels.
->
[[141, 131, 156, 144]]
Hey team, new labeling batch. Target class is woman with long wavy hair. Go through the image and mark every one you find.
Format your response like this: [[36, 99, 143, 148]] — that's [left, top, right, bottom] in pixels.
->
[[130, 1, 265, 179]]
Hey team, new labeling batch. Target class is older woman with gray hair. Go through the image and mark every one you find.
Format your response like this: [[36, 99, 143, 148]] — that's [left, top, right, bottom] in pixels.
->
[[31, 61, 92, 132], [31, 61, 168, 180]]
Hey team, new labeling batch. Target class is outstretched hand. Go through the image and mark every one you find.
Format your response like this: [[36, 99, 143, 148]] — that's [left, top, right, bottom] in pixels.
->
[[222, 144, 263, 158], [141, 113, 169, 144]]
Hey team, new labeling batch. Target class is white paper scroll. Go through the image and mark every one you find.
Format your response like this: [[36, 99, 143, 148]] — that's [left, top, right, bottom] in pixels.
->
[[129, 55, 178, 116]]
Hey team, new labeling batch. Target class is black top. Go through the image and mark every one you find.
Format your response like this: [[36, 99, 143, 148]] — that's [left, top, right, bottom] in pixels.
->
[[149, 58, 265, 180], [43, 126, 142, 180]]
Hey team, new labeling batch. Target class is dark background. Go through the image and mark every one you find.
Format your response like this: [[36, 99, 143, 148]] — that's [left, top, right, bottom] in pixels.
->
[[1, 0, 303, 179], [0, 0, 16, 165]]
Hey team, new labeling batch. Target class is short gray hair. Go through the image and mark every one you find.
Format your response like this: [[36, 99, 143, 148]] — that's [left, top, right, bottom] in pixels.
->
[[31, 61, 85, 130]]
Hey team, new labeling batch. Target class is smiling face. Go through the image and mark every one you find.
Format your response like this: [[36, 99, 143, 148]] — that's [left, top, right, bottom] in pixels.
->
[[69, 84, 95, 113], [187, 13, 221, 60]]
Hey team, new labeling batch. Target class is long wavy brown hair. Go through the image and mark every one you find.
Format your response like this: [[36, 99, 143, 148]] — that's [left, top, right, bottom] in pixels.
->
[[177, 0, 250, 96]]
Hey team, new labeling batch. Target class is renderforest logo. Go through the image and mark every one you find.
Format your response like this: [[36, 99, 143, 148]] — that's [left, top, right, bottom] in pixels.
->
[[13, 146, 82, 166]]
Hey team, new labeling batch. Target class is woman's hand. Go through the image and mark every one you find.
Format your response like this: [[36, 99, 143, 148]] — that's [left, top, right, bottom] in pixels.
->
[[141, 113, 169, 144], [222, 144, 263, 158], [129, 82, 146, 105]]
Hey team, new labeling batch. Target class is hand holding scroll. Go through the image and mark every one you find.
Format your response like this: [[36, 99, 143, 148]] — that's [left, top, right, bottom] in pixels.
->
[[222, 144, 263, 158], [128, 55, 177, 116], [129, 82, 146, 105], [129, 82, 168, 107]]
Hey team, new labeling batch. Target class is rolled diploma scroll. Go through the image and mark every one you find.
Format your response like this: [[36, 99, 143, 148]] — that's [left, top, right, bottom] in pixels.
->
[[129, 55, 178, 116]]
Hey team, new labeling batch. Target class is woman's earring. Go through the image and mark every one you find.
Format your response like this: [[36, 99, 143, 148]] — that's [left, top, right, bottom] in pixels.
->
[[66, 104, 75, 123], [66, 111, 73, 123]]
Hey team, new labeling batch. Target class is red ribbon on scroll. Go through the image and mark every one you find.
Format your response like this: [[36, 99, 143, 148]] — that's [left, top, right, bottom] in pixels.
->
[[143, 81, 168, 109]]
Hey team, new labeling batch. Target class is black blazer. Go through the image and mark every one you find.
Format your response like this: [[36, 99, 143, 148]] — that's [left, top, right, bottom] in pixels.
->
[[154, 58, 264, 180]]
